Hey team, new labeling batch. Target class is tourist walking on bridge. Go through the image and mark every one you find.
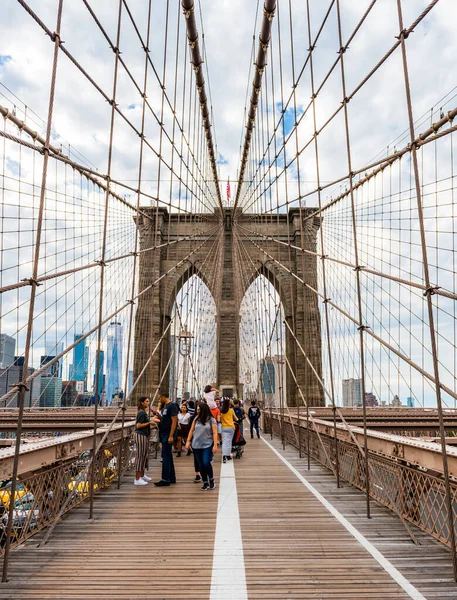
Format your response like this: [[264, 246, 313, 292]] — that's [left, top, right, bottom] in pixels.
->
[[185, 402, 218, 490], [134, 396, 159, 486], [233, 398, 246, 433], [175, 403, 191, 457], [204, 384, 220, 419], [220, 398, 238, 463], [154, 394, 178, 487], [248, 400, 261, 439]]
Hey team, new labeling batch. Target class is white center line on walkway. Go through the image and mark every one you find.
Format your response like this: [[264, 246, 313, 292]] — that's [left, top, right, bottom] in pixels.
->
[[261, 435, 427, 600], [210, 458, 248, 600]]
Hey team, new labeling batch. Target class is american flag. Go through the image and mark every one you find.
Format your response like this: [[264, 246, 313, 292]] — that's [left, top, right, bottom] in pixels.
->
[[226, 179, 231, 201]]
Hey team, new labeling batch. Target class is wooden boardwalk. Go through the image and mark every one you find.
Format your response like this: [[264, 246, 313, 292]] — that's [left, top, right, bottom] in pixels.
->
[[1, 434, 456, 599]]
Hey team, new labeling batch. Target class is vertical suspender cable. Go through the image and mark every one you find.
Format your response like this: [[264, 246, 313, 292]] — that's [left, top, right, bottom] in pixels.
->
[[395, 0, 457, 579], [1, 0, 64, 582], [305, 0, 340, 486], [335, 0, 371, 518], [89, 0, 123, 521]]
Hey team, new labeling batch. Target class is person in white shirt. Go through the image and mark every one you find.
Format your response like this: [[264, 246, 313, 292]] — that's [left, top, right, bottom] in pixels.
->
[[175, 404, 191, 457], [203, 385, 220, 416]]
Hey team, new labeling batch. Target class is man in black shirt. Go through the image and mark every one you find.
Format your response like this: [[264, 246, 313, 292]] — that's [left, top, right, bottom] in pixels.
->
[[248, 400, 261, 439], [154, 395, 179, 486]]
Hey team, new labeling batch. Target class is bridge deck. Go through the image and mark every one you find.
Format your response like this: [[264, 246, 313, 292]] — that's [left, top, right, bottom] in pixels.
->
[[1, 435, 455, 599]]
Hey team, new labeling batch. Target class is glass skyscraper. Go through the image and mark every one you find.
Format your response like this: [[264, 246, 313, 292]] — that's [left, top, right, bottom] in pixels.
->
[[106, 322, 123, 406], [93, 349, 104, 402], [70, 335, 89, 389]]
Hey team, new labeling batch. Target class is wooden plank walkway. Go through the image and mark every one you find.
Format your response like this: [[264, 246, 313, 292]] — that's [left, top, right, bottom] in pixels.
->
[[0, 433, 456, 599]]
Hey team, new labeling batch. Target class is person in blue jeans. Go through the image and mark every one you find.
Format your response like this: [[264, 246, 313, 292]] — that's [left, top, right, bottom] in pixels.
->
[[154, 395, 178, 487], [185, 402, 218, 490], [248, 400, 261, 439]]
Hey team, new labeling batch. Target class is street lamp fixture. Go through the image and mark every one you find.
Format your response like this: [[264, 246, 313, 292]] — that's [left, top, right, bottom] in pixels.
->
[[179, 325, 194, 399]]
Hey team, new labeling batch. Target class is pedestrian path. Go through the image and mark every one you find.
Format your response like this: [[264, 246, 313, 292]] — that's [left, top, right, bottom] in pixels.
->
[[0, 436, 455, 599]]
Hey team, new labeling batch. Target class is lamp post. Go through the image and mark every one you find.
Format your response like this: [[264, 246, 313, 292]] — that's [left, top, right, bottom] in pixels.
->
[[179, 326, 193, 400], [245, 369, 252, 395]]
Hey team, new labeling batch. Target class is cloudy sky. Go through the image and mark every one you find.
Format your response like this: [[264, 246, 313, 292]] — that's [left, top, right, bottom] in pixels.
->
[[1, 0, 457, 407], [2, 0, 456, 204]]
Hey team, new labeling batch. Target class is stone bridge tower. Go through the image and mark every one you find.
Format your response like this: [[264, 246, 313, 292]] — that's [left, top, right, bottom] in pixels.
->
[[133, 207, 323, 407]]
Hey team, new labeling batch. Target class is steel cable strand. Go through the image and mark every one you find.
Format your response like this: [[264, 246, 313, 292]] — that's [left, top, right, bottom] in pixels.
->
[[238, 0, 444, 217], [1, 0, 64, 582]]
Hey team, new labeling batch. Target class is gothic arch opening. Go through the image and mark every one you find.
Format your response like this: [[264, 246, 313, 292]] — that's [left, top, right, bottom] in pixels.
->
[[239, 274, 287, 407], [169, 274, 217, 401]]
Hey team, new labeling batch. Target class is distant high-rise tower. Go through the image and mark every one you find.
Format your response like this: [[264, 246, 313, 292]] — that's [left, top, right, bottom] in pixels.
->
[[93, 350, 105, 402], [106, 322, 123, 406], [45, 341, 63, 376], [39, 355, 62, 407], [0, 334, 16, 368], [0, 356, 41, 408], [70, 335, 89, 390], [342, 378, 363, 408]]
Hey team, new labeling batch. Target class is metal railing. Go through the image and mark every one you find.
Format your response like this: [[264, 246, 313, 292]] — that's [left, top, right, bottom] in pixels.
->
[[0, 424, 135, 556], [265, 412, 457, 549]]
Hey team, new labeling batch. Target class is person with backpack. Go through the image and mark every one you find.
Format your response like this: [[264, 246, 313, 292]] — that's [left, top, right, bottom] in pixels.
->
[[232, 398, 246, 434], [185, 402, 218, 490], [248, 400, 261, 439]]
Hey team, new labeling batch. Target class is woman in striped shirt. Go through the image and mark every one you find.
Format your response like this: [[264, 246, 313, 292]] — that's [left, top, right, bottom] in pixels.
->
[[134, 396, 160, 486]]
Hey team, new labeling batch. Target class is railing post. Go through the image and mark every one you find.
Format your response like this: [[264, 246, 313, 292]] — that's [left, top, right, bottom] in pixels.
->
[[297, 405, 302, 458], [306, 404, 310, 470]]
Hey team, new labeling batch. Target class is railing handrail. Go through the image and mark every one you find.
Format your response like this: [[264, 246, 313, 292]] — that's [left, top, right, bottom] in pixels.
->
[[0, 421, 136, 480], [270, 410, 457, 477]]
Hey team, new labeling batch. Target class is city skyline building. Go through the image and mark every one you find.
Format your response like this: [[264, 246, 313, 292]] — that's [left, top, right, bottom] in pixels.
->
[[69, 335, 89, 389], [106, 321, 123, 406], [40, 376, 62, 407], [0, 356, 41, 407], [40, 355, 62, 379], [391, 394, 402, 407], [0, 334, 15, 368], [93, 349, 105, 402], [342, 378, 363, 408], [39, 354, 63, 407], [61, 380, 78, 407], [364, 392, 378, 407], [45, 341, 63, 377]]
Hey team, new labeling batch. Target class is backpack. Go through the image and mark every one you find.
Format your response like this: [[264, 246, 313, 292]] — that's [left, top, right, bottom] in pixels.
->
[[234, 406, 245, 421]]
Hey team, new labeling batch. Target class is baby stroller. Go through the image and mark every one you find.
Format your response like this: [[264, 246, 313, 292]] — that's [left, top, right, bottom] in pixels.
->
[[232, 422, 246, 459]]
